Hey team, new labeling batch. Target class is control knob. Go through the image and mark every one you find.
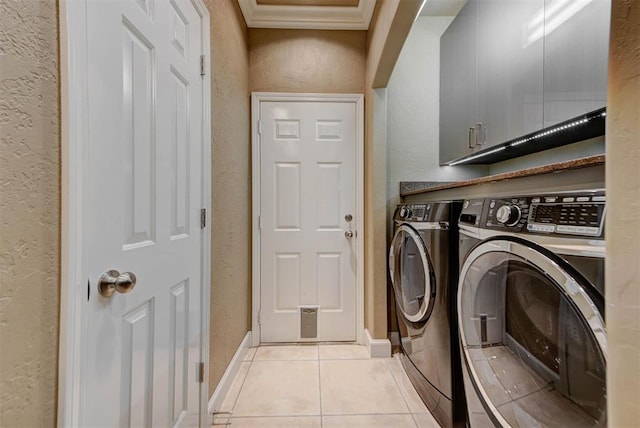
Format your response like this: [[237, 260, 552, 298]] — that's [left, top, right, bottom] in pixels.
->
[[399, 206, 412, 219], [496, 204, 521, 226]]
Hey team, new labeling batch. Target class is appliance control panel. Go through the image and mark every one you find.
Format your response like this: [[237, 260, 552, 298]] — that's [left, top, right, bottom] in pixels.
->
[[482, 191, 605, 238], [485, 197, 529, 231], [459, 199, 485, 227], [395, 203, 431, 222]]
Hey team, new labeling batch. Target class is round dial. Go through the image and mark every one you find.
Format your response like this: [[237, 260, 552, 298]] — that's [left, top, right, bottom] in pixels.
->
[[496, 204, 521, 226], [399, 207, 412, 219]]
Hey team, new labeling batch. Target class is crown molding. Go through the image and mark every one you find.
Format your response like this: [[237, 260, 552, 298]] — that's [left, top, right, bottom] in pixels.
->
[[238, 0, 376, 30]]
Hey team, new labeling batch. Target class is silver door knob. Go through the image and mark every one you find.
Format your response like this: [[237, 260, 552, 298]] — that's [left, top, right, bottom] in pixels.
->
[[98, 270, 137, 297], [345, 230, 354, 239]]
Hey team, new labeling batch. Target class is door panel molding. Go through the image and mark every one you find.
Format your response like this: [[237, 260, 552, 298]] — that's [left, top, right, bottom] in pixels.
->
[[251, 92, 364, 347], [58, 1, 211, 425]]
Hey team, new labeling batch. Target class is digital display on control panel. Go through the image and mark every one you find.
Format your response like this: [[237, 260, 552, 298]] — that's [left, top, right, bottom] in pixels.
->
[[528, 202, 604, 235], [412, 207, 426, 219], [531, 204, 601, 226]]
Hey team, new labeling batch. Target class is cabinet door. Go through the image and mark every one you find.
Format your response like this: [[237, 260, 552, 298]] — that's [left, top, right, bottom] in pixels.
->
[[439, 0, 477, 164], [543, 0, 610, 128], [476, 0, 544, 148]]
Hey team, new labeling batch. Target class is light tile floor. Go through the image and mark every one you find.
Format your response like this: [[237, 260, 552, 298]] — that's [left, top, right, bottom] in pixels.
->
[[211, 344, 440, 427]]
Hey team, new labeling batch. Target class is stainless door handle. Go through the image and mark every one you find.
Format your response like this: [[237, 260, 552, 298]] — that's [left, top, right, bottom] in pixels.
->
[[98, 270, 137, 297], [345, 230, 354, 239]]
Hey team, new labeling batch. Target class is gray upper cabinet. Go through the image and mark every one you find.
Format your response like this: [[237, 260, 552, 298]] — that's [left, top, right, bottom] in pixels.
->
[[543, 0, 610, 128], [439, 0, 611, 164], [476, 0, 544, 147], [439, 0, 477, 164]]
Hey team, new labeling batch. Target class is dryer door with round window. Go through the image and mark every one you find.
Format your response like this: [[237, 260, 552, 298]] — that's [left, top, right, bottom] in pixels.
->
[[389, 224, 435, 325], [458, 237, 606, 427]]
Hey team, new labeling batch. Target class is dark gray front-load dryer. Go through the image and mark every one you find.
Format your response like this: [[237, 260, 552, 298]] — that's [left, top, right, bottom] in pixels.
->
[[389, 201, 466, 428]]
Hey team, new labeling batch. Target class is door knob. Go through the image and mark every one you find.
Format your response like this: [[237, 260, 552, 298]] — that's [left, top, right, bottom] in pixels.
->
[[345, 230, 354, 239], [98, 270, 137, 297]]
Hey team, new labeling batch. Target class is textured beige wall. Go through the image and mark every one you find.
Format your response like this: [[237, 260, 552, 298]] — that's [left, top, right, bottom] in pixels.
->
[[0, 0, 60, 426], [364, 0, 421, 339], [606, 0, 640, 425], [206, 0, 252, 395], [249, 28, 366, 93]]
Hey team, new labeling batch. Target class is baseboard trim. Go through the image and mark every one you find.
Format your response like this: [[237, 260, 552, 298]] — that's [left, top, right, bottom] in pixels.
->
[[389, 331, 400, 346], [364, 328, 391, 358], [208, 331, 251, 415]]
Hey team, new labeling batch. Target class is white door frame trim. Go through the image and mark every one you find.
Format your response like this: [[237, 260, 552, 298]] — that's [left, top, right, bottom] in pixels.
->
[[57, 1, 212, 425], [250, 92, 365, 347]]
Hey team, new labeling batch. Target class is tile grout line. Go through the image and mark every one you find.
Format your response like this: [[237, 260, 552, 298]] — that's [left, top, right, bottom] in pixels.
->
[[409, 412, 422, 428], [329, 412, 428, 415], [322, 412, 430, 417], [231, 346, 325, 423], [250, 358, 318, 362], [225, 350, 255, 422], [224, 414, 322, 419], [226, 345, 383, 425], [318, 347, 323, 428], [384, 356, 421, 428]]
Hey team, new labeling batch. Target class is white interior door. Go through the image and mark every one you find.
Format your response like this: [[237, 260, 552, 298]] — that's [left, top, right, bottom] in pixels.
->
[[258, 98, 360, 343], [83, 1, 204, 426]]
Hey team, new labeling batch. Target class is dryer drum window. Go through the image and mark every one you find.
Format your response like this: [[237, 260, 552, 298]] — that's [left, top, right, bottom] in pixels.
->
[[459, 245, 606, 427], [390, 225, 434, 324]]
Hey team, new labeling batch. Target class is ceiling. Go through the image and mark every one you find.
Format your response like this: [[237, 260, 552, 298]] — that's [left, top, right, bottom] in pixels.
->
[[419, 0, 466, 17], [237, 0, 467, 30], [256, 0, 360, 6], [237, 0, 376, 30]]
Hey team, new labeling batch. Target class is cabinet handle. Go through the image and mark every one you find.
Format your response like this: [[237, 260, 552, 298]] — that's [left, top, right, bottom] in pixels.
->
[[468, 127, 476, 148], [475, 123, 487, 146]]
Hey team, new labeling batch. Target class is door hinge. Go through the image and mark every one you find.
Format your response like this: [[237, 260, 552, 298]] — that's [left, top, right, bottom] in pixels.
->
[[200, 55, 206, 76], [258, 309, 261, 325], [200, 208, 206, 229], [258, 215, 261, 231], [258, 120, 263, 135], [197, 362, 205, 383]]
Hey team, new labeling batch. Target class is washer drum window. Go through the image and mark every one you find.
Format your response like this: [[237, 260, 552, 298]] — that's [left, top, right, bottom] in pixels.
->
[[458, 238, 606, 427]]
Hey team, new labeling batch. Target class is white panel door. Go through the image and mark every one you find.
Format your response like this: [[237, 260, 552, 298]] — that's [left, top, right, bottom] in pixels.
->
[[84, 1, 204, 426], [260, 100, 358, 342]]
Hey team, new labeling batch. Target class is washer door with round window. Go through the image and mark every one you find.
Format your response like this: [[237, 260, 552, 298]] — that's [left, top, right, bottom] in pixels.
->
[[389, 224, 435, 325], [458, 237, 606, 427]]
